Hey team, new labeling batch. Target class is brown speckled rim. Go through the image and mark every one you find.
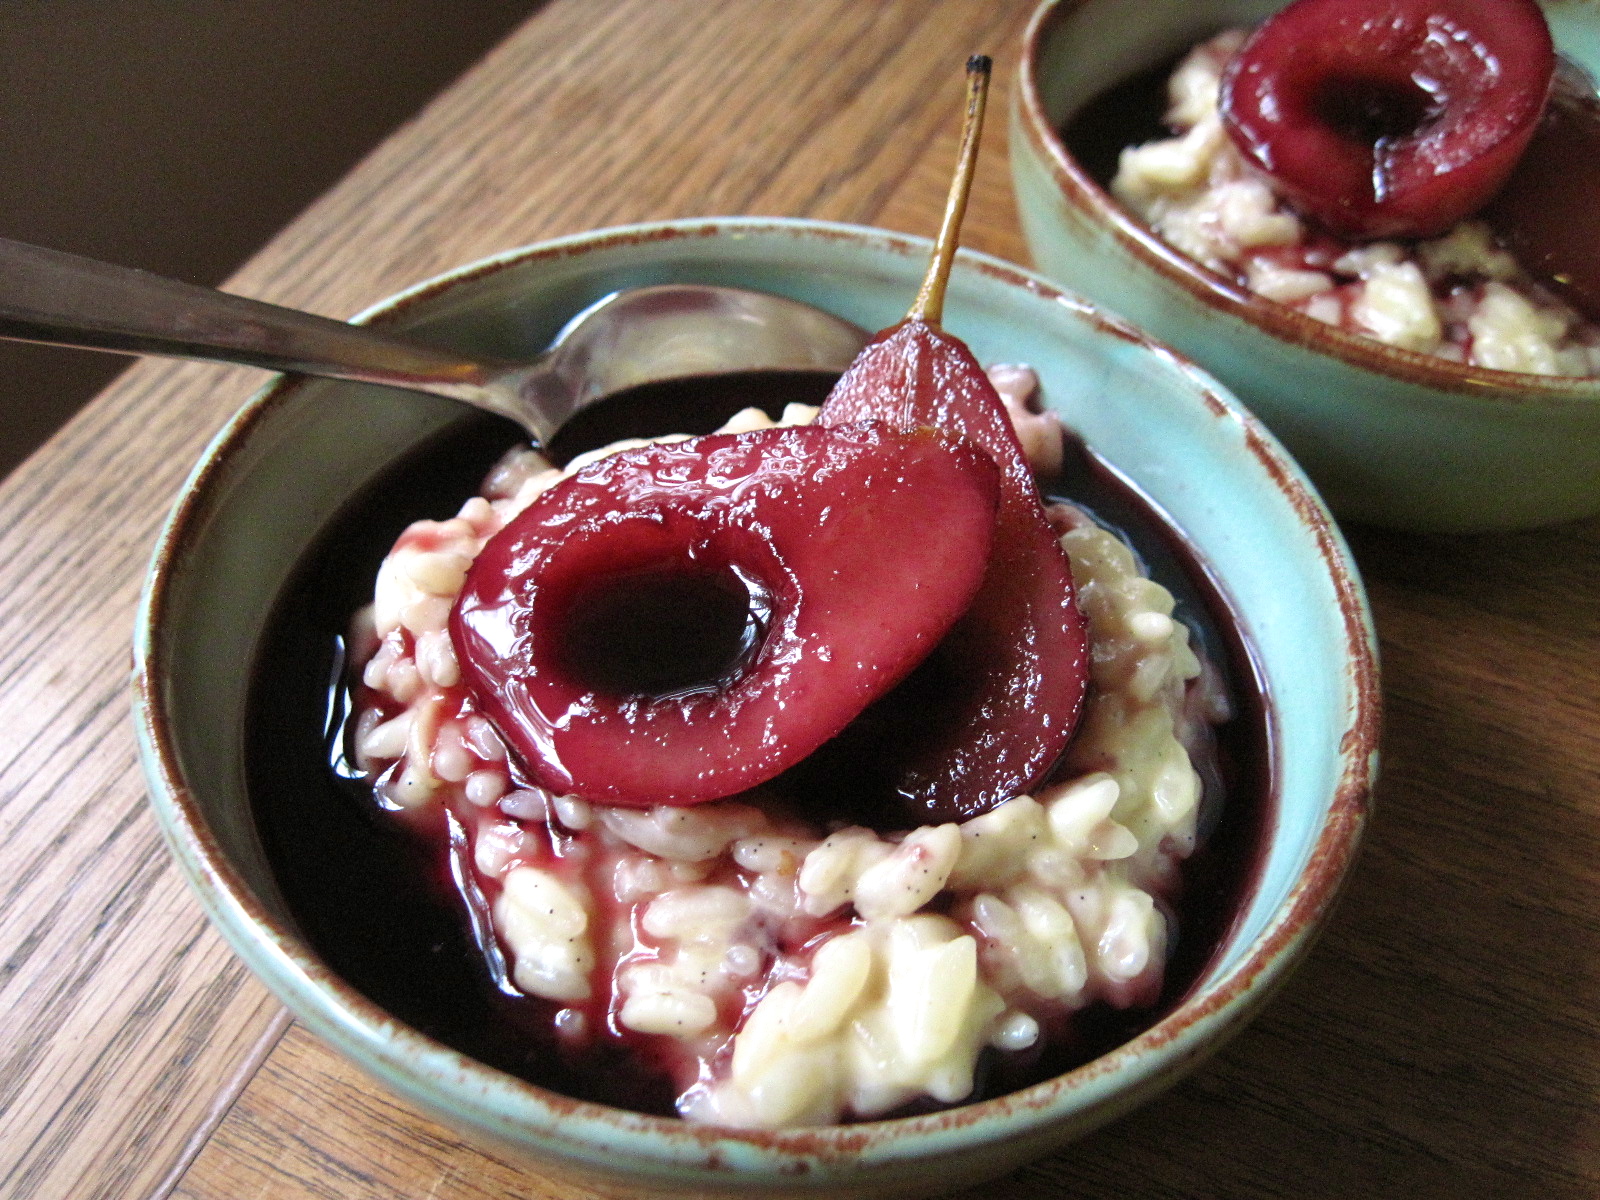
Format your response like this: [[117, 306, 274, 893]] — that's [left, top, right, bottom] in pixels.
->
[[132, 217, 1378, 1189], [1016, 0, 1600, 404]]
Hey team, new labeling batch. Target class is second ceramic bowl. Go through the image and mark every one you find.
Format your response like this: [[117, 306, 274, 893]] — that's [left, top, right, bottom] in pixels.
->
[[1012, 0, 1600, 533]]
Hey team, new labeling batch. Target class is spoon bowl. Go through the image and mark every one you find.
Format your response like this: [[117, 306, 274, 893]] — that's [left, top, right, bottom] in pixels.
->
[[0, 237, 868, 445], [524, 284, 869, 443]]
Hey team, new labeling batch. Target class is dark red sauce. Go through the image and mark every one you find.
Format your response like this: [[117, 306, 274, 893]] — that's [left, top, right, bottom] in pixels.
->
[[1058, 54, 1185, 189], [550, 564, 766, 699], [245, 369, 1275, 1119]]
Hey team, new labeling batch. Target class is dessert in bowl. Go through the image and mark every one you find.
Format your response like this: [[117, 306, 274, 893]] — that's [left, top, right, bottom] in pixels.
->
[[1012, 0, 1600, 532], [132, 218, 1376, 1196]]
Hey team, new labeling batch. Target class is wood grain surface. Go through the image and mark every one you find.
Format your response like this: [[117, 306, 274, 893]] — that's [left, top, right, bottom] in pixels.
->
[[1, 1, 1597, 1197]]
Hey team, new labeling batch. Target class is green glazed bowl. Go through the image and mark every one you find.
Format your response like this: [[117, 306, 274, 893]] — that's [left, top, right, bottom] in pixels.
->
[[132, 218, 1377, 1197], [1013, 0, 1600, 533]]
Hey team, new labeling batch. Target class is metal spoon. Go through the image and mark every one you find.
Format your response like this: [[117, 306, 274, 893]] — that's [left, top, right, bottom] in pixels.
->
[[0, 237, 869, 445]]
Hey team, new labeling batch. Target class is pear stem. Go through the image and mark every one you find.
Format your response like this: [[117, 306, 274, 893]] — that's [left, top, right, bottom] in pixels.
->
[[909, 55, 991, 328]]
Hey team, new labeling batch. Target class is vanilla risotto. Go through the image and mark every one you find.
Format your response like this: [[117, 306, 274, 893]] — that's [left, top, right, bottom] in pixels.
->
[[346, 371, 1218, 1128], [1112, 32, 1600, 378]]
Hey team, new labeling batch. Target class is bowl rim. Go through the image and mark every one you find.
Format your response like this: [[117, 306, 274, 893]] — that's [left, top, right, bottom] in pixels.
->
[[1015, 0, 1600, 403], [132, 215, 1379, 1183]]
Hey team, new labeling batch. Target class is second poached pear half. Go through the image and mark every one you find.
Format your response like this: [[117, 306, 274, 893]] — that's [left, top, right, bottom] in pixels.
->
[[816, 319, 1090, 822]]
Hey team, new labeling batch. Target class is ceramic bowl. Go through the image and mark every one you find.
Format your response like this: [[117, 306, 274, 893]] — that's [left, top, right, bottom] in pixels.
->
[[1012, 0, 1600, 533], [132, 218, 1377, 1198]]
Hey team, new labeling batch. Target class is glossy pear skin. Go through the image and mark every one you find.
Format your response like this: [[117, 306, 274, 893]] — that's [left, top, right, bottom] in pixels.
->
[[450, 421, 1000, 808], [1221, 0, 1554, 240], [818, 320, 1090, 821]]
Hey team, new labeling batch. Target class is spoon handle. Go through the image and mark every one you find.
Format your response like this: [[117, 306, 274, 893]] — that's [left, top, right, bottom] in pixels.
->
[[0, 237, 506, 400]]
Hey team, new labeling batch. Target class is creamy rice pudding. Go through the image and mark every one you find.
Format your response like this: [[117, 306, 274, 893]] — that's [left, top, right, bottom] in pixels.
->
[[1111, 32, 1600, 377], [340, 369, 1231, 1127]]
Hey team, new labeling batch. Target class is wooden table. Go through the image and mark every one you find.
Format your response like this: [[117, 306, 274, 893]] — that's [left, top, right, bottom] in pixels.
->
[[3, 1, 1598, 1196]]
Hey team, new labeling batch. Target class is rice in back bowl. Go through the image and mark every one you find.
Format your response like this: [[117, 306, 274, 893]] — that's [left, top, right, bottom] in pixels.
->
[[1110, 31, 1600, 378]]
